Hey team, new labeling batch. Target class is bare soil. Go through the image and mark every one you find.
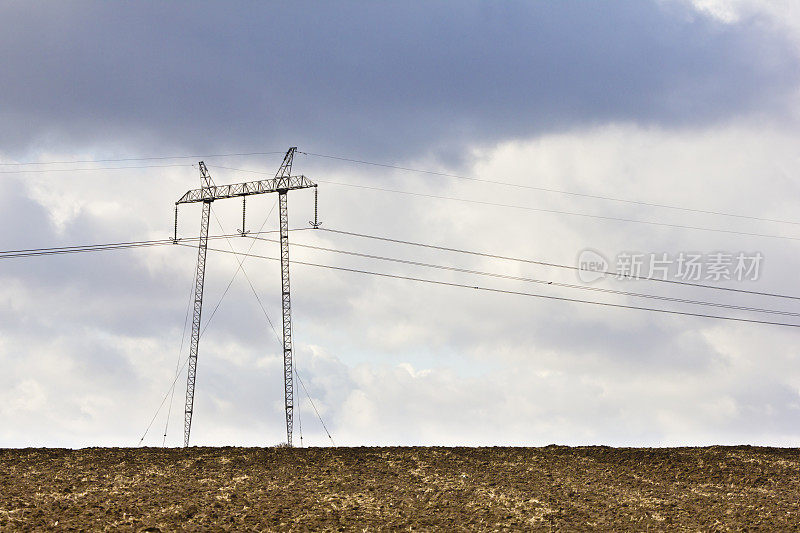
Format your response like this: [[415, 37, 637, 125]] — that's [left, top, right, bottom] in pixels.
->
[[1, 446, 798, 531]]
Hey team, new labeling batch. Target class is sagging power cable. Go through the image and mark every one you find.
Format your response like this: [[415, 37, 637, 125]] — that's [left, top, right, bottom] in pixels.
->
[[0, 151, 285, 166], [246, 235, 800, 318], [186, 243, 800, 329], [319, 227, 800, 302], [297, 151, 800, 227], [199, 185, 335, 447], [207, 164, 800, 242], [0, 230, 302, 259]]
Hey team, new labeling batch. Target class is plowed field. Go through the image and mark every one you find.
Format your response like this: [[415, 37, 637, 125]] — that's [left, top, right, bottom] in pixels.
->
[[1, 446, 798, 531]]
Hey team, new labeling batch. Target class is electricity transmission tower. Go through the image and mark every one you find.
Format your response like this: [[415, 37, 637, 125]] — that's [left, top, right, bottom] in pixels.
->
[[174, 147, 317, 447]]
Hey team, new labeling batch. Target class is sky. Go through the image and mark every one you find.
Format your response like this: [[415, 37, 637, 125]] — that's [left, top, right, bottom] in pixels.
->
[[1, 0, 800, 448]]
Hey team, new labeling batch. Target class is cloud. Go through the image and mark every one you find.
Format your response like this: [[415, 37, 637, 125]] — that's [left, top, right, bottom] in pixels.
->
[[0, 1, 797, 163], [1, 2, 800, 447]]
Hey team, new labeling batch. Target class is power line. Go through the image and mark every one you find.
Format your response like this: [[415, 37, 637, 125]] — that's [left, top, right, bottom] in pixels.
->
[[198, 193, 335, 447], [177, 150, 313, 447], [206, 164, 800, 242], [139, 217, 281, 447], [141, 217, 279, 447], [5, 227, 796, 305], [138, 349, 194, 447], [0, 241, 175, 259], [7, 147, 794, 229], [294, 368, 336, 446], [317, 180, 800, 242], [298, 151, 800, 227], [247, 235, 800, 318], [235, 243, 336, 447], [0, 237, 177, 256], [163, 269, 196, 447], [319, 227, 800, 302], [0, 236, 194, 257], [0, 151, 285, 166], [199, 200, 279, 338], [295, 370, 304, 448], [0, 164, 192, 174], [188, 243, 800, 329], [140, 256, 336, 448], [0, 229, 309, 259], [4, 222, 797, 327]]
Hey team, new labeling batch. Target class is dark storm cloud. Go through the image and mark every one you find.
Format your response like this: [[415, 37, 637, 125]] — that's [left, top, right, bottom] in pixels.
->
[[0, 1, 796, 162]]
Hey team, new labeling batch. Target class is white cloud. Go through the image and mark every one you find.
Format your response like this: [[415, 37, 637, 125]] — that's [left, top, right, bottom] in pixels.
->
[[4, 119, 800, 447], [686, 0, 800, 46]]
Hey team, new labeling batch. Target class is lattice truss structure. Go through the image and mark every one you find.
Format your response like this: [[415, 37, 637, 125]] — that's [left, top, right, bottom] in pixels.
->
[[175, 148, 317, 447]]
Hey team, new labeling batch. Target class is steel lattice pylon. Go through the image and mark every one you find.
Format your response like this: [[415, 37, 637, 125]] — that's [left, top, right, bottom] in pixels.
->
[[175, 148, 316, 447], [278, 191, 294, 444]]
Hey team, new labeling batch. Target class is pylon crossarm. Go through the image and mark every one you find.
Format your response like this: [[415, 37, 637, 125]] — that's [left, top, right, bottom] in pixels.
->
[[176, 175, 316, 204]]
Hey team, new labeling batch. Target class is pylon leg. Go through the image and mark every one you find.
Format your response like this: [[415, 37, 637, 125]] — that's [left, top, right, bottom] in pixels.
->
[[279, 190, 294, 446], [183, 199, 211, 447]]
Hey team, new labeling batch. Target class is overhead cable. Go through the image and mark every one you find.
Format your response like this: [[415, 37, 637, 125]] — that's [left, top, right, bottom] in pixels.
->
[[247, 235, 800, 318], [320, 227, 800, 302], [188, 244, 800, 329], [298, 151, 800, 226], [206, 164, 800, 242]]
